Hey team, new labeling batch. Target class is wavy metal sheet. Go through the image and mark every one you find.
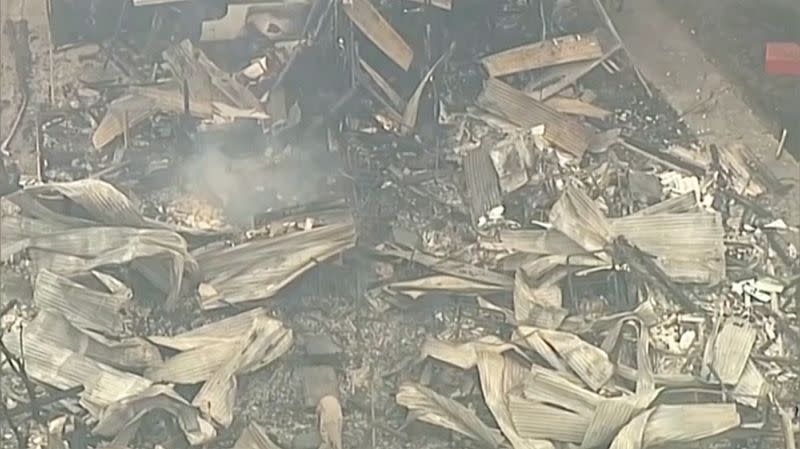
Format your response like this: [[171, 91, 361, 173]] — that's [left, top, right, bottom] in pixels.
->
[[464, 147, 503, 223], [478, 78, 593, 158], [509, 395, 590, 443], [397, 382, 505, 447], [610, 212, 725, 284], [34, 269, 131, 335], [196, 218, 356, 309], [712, 319, 757, 385]]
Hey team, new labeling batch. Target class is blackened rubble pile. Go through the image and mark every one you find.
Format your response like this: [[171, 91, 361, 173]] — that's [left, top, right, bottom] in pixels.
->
[[1, 1, 798, 449]]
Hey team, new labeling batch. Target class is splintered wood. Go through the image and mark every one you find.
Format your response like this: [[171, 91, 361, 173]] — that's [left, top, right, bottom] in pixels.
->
[[342, 0, 414, 71], [478, 78, 593, 158], [482, 31, 607, 78]]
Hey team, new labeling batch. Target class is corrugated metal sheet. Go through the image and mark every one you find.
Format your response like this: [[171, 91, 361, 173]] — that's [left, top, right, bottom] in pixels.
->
[[464, 147, 503, 223], [610, 212, 725, 284], [28, 310, 161, 371], [499, 191, 716, 285], [195, 220, 352, 274], [712, 319, 757, 385], [196, 218, 356, 309], [34, 269, 131, 335], [17, 227, 192, 305], [523, 366, 601, 417], [608, 407, 654, 449], [7, 227, 187, 259], [731, 360, 766, 408], [636, 324, 655, 394], [146, 311, 290, 384], [93, 384, 215, 445], [192, 323, 293, 427], [148, 307, 273, 351], [580, 390, 660, 449], [27, 249, 87, 275], [476, 351, 552, 449], [477, 78, 593, 158], [421, 336, 526, 370], [402, 45, 452, 131], [641, 404, 740, 447], [509, 395, 589, 443], [24, 179, 147, 226], [145, 340, 237, 383], [1, 317, 153, 415], [516, 326, 572, 375], [518, 301, 569, 330], [550, 185, 613, 257], [538, 329, 614, 391], [397, 382, 505, 447], [513, 270, 566, 328], [0, 214, 71, 245]]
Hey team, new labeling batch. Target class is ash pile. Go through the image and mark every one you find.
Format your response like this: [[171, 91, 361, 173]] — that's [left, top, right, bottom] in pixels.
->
[[0, 1, 798, 449]]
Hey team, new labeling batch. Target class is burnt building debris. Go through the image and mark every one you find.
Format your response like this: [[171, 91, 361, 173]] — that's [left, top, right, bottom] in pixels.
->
[[0, 1, 798, 449]]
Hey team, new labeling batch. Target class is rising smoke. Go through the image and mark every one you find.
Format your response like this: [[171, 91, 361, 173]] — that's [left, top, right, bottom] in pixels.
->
[[178, 133, 341, 226]]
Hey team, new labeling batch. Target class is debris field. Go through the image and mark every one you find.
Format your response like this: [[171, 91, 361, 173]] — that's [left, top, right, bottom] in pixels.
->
[[0, 1, 798, 449]]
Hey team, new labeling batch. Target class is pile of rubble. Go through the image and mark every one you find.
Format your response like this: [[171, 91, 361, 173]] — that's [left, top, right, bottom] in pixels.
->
[[1, 1, 798, 449]]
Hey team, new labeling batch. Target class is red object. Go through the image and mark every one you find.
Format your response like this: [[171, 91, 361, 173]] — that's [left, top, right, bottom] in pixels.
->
[[765, 42, 800, 76]]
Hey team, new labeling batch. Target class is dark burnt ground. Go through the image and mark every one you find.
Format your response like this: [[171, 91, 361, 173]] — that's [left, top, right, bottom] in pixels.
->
[[581, 65, 694, 147]]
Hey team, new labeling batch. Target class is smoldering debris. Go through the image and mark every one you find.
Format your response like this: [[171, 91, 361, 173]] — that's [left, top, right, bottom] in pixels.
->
[[0, 1, 798, 449]]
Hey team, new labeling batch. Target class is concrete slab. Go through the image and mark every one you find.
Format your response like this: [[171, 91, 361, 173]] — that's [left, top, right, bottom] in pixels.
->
[[658, 0, 800, 156], [612, 0, 800, 224]]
